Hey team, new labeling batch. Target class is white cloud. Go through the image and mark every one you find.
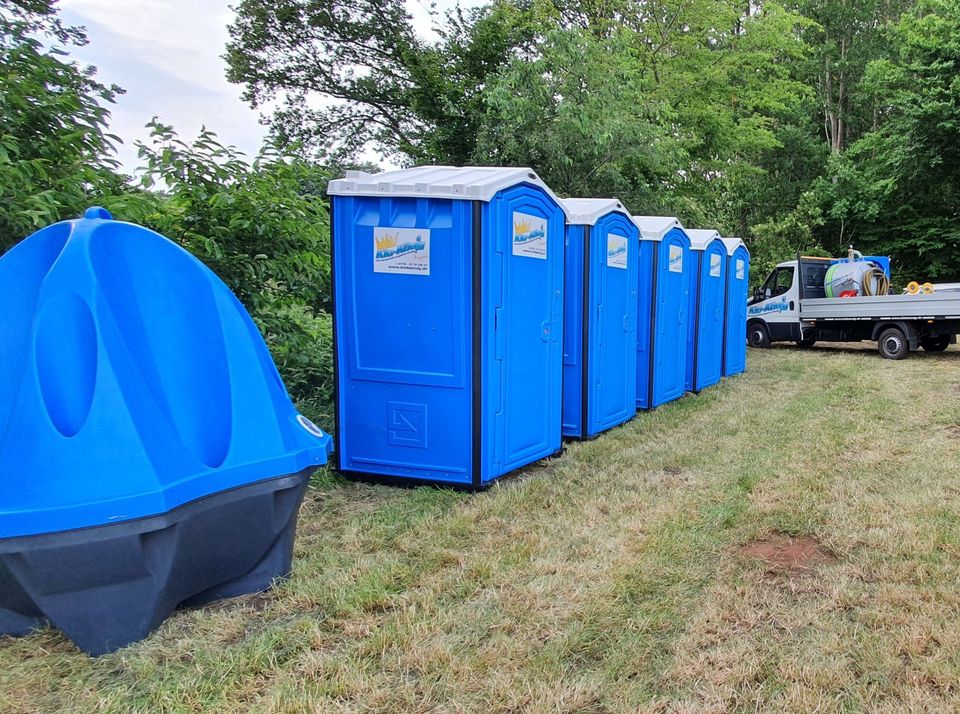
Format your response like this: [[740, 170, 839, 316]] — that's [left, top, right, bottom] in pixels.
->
[[61, 0, 236, 94], [58, 0, 265, 172], [56, 0, 486, 173]]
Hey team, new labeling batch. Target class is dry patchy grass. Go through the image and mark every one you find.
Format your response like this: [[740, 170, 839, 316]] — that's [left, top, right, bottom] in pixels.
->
[[2, 344, 960, 712]]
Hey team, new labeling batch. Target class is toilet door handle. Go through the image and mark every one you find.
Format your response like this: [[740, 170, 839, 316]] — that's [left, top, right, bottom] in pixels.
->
[[540, 319, 551, 343]]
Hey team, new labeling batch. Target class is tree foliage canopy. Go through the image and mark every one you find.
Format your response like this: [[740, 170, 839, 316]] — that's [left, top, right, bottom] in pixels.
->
[[223, 0, 960, 282], [0, 0, 121, 251]]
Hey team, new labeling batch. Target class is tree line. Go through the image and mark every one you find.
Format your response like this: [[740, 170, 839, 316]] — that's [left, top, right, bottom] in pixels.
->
[[2, 0, 959, 422], [226, 0, 959, 281]]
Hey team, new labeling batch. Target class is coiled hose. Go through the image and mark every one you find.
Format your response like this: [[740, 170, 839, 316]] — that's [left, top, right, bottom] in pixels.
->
[[861, 267, 890, 296]]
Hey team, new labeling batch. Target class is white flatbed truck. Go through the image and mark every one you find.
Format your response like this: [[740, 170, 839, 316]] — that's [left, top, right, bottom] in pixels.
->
[[747, 257, 960, 359]]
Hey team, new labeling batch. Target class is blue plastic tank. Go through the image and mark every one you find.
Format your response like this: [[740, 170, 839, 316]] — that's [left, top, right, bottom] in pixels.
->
[[632, 217, 691, 410], [685, 229, 728, 392], [0, 207, 332, 655], [560, 198, 639, 439], [721, 237, 750, 376], [328, 167, 568, 486]]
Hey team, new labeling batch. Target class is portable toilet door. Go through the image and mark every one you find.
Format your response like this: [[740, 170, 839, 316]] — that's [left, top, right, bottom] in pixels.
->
[[632, 216, 691, 410], [722, 237, 750, 376], [328, 166, 568, 487], [560, 198, 639, 439], [685, 229, 727, 392]]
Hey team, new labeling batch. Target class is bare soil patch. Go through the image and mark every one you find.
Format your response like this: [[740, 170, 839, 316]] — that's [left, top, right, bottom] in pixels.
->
[[739, 534, 833, 574]]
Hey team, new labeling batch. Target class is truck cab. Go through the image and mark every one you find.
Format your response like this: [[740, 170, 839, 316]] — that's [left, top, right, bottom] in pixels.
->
[[747, 258, 829, 346]]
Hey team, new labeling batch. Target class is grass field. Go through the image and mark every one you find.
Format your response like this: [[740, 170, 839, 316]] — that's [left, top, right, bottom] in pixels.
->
[[2, 344, 959, 713]]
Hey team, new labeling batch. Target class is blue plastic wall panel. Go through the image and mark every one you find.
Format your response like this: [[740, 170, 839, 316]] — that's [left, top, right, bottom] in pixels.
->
[[333, 195, 474, 485], [480, 184, 565, 481], [333, 183, 565, 485], [723, 245, 750, 376], [562, 224, 587, 436], [687, 240, 727, 392], [637, 228, 691, 410], [635, 241, 655, 410], [684, 257, 699, 392], [0, 209, 332, 538], [562, 214, 639, 438]]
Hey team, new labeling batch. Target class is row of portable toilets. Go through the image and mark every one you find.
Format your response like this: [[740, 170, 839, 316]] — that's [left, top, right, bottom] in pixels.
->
[[329, 166, 750, 488], [0, 166, 749, 656]]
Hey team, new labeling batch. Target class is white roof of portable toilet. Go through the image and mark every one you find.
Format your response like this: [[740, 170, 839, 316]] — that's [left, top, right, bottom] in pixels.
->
[[721, 237, 748, 256], [328, 166, 568, 214], [561, 198, 631, 226], [686, 228, 723, 251], [631, 216, 685, 241]]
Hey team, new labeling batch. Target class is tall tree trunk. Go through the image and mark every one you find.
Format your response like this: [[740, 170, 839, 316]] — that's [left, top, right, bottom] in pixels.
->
[[824, 33, 836, 151], [824, 32, 847, 154], [835, 36, 847, 152]]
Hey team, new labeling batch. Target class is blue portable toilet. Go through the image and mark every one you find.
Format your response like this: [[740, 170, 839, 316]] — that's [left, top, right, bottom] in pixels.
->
[[328, 166, 568, 486], [560, 198, 639, 439], [632, 216, 691, 410], [0, 208, 333, 655], [721, 237, 750, 376], [685, 229, 728, 392]]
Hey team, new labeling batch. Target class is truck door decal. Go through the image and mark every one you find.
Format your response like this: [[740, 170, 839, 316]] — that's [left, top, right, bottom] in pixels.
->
[[748, 299, 790, 316]]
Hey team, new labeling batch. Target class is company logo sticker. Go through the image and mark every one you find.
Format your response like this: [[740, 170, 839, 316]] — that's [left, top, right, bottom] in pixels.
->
[[736, 258, 745, 280], [607, 232, 628, 269], [710, 253, 722, 277], [512, 212, 547, 260], [668, 244, 683, 273], [748, 299, 789, 316], [373, 227, 430, 275]]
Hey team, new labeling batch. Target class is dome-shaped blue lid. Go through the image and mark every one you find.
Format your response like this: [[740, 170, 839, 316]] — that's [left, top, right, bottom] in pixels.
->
[[0, 208, 332, 538]]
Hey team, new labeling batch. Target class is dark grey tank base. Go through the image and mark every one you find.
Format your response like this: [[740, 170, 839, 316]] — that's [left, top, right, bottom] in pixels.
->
[[339, 446, 566, 492], [0, 468, 315, 656]]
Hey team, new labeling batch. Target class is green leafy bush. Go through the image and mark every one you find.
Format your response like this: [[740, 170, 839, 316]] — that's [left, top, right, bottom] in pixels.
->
[[111, 120, 335, 422], [0, 0, 121, 251]]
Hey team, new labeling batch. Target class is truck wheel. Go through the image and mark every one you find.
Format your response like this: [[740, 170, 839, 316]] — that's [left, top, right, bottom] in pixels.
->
[[796, 338, 817, 348], [748, 323, 770, 349], [921, 335, 951, 352], [878, 327, 909, 360]]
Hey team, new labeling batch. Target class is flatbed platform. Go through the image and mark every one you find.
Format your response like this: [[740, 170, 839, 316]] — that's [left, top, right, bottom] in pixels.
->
[[801, 293, 960, 321]]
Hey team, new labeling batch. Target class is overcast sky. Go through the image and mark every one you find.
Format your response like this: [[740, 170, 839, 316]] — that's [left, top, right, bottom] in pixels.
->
[[57, 0, 478, 173]]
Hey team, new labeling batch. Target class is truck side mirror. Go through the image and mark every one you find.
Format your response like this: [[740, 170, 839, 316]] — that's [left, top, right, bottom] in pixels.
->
[[764, 288, 772, 299]]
